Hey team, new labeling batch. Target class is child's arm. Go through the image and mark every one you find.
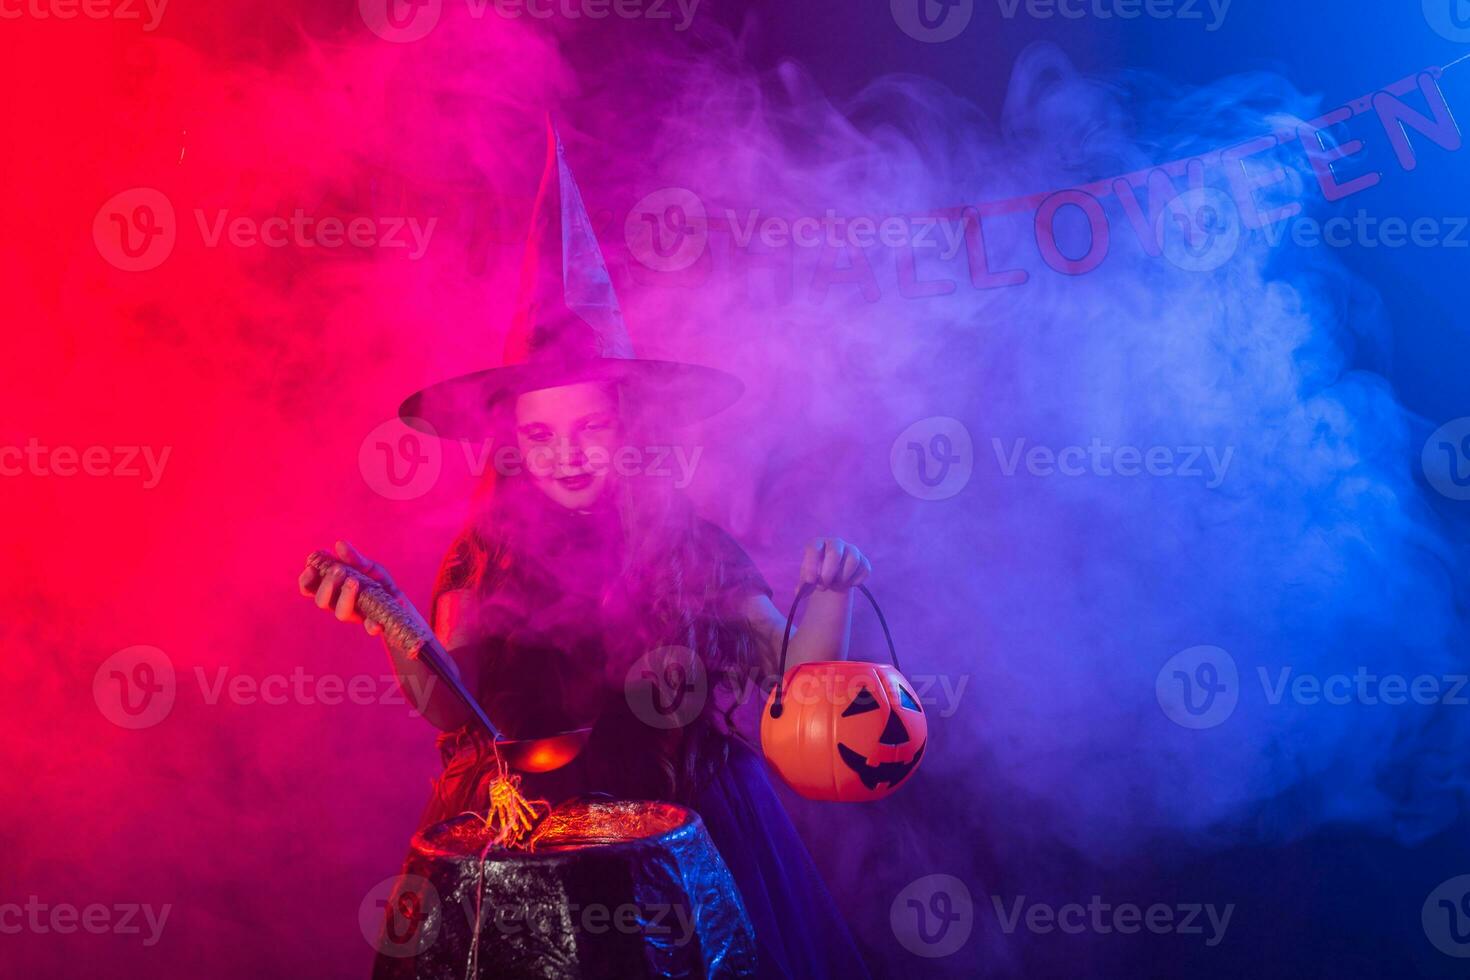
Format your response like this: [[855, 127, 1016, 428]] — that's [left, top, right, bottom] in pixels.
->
[[299, 539, 480, 731], [745, 537, 871, 673]]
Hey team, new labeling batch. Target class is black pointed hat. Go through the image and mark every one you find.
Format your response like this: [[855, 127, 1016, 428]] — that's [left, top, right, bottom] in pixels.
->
[[399, 121, 742, 439]]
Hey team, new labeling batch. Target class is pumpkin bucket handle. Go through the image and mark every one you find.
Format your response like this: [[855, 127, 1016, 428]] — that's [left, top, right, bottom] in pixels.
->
[[769, 583, 900, 720]]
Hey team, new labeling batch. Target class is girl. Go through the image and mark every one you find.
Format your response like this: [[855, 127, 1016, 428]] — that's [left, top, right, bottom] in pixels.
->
[[299, 124, 875, 977], [301, 381, 872, 978]]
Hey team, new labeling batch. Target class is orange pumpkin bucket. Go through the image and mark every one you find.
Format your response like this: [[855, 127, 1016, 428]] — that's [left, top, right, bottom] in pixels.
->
[[761, 584, 927, 802]]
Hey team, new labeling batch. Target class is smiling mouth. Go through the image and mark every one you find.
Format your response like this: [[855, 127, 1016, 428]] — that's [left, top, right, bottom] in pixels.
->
[[556, 473, 594, 491], [837, 741, 925, 791]]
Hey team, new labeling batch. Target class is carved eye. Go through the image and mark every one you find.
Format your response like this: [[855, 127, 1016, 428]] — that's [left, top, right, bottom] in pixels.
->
[[899, 687, 921, 712], [842, 686, 880, 717]]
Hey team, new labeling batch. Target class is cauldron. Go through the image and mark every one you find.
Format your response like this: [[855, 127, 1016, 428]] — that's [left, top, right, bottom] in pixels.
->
[[372, 800, 757, 979]]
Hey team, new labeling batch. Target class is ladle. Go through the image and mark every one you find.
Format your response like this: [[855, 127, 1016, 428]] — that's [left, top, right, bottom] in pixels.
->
[[306, 551, 591, 772]]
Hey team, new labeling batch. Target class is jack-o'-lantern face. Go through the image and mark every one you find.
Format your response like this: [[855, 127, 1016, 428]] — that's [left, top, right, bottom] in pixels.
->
[[761, 662, 927, 802]]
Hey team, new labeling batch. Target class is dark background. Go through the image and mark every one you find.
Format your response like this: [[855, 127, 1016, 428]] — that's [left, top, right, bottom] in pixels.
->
[[4, 1, 1467, 977]]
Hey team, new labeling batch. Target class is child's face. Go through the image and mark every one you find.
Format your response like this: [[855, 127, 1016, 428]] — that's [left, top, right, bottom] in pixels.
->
[[513, 382, 622, 511]]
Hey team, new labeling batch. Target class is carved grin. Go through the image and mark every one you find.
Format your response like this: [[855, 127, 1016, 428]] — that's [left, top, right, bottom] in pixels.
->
[[837, 741, 925, 791]]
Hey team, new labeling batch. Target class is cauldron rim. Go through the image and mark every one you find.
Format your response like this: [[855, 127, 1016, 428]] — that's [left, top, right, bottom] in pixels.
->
[[412, 799, 701, 861]]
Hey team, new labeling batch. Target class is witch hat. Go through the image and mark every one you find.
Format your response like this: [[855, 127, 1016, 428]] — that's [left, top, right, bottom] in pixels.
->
[[399, 121, 742, 439]]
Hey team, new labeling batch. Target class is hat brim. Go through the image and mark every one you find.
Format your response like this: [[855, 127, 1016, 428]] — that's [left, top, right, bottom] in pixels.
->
[[398, 358, 744, 440]]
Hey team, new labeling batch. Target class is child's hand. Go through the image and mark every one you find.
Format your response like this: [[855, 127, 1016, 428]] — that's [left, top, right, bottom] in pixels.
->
[[298, 540, 402, 636], [798, 537, 872, 593]]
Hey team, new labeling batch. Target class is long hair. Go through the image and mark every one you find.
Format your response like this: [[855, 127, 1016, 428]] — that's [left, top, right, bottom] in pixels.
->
[[430, 385, 767, 802]]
